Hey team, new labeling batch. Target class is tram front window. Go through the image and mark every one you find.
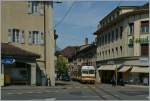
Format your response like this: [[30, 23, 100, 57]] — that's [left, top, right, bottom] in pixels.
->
[[89, 70, 95, 74], [82, 71, 88, 74]]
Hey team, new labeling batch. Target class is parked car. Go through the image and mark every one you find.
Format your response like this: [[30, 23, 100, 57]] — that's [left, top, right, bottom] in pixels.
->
[[62, 75, 70, 81]]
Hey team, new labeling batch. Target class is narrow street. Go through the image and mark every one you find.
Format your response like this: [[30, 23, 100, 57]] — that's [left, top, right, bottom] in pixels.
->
[[1, 81, 149, 100]]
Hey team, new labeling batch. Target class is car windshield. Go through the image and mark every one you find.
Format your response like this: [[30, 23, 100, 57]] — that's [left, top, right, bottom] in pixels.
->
[[89, 70, 95, 74]]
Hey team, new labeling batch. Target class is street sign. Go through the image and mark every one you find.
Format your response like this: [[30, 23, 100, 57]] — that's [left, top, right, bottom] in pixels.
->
[[1, 56, 15, 64]]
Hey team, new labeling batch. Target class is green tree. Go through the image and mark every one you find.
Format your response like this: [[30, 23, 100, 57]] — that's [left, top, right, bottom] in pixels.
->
[[56, 56, 68, 75]]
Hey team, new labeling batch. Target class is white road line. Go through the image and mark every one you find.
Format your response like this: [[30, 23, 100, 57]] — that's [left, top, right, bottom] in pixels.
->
[[7, 93, 14, 95], [44, 91, 58, 93], [26, 92, 33, 93], [102, 95, 111, 97], [81, 95, 99, 97], [67, 87, 72, 89], [16, 93, 24, 95]]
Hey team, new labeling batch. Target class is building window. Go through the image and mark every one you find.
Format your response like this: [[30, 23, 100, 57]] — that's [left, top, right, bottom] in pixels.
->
[[105, 51, 107, 56], [8, 29, 25, 43], [105, 34, 107, 44], [102, 35, 104, 45], [108, 32, 110, 43], [112, 48, 114, 57], [28, 1, 44, 15], [116, 28, 118, 40], [128, 23, 134, 35], [141, 21, 149, 34], [102, 51, 104, 59], [29, 31, 44, 45], [116, 47, 118, 55], [112, 30, 114, 42], [141, 44, 148, 56], [120, 26, 123, 39], [99, 37, 101, 46], [120, 46, 122, 55]]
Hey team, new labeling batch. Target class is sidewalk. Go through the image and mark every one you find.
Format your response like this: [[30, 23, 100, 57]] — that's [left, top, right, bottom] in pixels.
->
[[96, 83, 149, 89], [126, 84, 149, 88], [1, 80, 71, 90]]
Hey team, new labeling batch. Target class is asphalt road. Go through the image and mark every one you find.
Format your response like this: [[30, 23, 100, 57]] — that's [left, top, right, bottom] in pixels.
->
[[1, 81, 149, 100]]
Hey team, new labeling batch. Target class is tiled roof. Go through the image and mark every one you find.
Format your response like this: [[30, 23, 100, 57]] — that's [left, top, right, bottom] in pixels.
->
[[61, 46, 79, 58], [1, 43, 40, 59]]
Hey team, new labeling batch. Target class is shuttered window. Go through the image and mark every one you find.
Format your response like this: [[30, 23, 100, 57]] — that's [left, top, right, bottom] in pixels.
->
[[141, 44, 148, 56], [8, 29, 24, 43], [141, 21, 149, 34], [29, 31, 44, 45]]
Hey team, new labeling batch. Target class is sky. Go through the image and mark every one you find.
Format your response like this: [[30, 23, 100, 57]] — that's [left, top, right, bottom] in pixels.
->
[[53, 0, 148, 49]]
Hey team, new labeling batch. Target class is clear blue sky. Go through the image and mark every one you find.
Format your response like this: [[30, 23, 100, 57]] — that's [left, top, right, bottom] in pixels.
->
[[53, 0, 148, 49]]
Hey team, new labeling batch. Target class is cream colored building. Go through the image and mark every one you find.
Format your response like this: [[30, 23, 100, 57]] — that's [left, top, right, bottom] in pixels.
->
[[94, 3, 149, 85], [1, 1, 55, 86]]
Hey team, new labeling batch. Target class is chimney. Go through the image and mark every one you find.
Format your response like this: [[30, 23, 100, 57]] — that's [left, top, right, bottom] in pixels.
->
[[85, 37, 88, 45]]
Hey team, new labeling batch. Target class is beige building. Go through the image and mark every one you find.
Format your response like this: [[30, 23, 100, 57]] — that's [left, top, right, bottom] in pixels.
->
[[1, 1, 55, 86], [94, 3, 149, 85]]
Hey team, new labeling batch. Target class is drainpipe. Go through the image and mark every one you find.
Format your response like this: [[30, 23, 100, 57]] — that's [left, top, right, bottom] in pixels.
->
[[43, 1, 47, 85]]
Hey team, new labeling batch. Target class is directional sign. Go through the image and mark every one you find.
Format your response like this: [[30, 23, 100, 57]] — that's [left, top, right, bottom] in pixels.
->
[[1, 56, 15, 64]]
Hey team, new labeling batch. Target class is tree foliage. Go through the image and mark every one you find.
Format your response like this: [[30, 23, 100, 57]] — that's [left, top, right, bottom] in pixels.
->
[[56, 56, 68, 75]]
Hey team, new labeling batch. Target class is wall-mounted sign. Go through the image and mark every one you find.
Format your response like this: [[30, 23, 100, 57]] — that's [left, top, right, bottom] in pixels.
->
[[140, 57, 149, 64], [128, 36, 149, 45], [1, 56, 15, 64], [107, 61, 115, 64], [135, 36, 149, 44]]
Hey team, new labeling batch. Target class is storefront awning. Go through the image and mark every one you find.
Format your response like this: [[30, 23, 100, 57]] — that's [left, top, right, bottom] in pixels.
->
[[98, 65, 121, 71], [118, 66, 131, 72], [130, 66, 149, 73]]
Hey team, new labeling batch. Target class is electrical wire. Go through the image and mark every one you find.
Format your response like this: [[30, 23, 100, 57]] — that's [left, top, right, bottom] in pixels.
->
[[54, 2, 75, 28]]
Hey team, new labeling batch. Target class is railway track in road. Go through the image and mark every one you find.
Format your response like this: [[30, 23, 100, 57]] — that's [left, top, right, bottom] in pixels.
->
[[85, 83, 122, 100], [95, 84, 122, 100], [86, 84, 107, 100]]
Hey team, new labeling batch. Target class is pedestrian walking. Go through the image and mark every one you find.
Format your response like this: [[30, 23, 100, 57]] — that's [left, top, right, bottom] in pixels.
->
[[111, 75, 116, 87]]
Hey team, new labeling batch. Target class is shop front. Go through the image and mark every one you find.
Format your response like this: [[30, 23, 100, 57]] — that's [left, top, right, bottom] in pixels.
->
[[98, 65, 121, 84], [128, 66, 149, 85], [1, 43, 40, 86]]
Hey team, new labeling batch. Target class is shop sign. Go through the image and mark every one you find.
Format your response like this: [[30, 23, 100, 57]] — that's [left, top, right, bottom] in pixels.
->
[[107, 61, 115, 64], [135, 36, 149, 44], [140, 57, 148, 64], [128, 36, 149, 45], [1, 56, 15, 64]]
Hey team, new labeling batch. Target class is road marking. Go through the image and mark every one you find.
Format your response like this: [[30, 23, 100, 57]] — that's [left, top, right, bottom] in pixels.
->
[[35, 92, 42, 93], [102, 95, 111, 97], [7, 93, 14, 95], [16, 93, 24, 95], [81, 95, 99, 97], [26, 92, 33, 93], [44, 90, 58, 93], [67, 86, 72, 89]]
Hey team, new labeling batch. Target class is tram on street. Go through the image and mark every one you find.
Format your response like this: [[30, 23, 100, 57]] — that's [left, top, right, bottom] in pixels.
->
[[72, 66, 96, 84]]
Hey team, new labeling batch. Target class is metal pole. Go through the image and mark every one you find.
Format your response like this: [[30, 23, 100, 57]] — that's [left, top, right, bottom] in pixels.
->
[[116, 65, 117, 86]]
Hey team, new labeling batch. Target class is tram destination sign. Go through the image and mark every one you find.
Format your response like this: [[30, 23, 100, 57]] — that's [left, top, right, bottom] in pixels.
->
[[1, 56, 15, 64]]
